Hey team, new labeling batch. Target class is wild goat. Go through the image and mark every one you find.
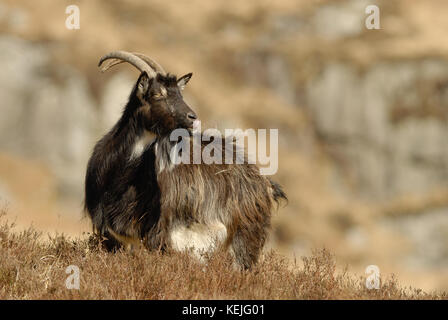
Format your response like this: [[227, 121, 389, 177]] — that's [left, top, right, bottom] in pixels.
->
[[84, 51, 286, 268]]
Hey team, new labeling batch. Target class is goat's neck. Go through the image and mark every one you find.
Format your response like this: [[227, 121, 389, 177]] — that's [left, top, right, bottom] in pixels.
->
[[153, 135, 180, 173], [111, 109, 154, 161], [129, 129, 156, 161]]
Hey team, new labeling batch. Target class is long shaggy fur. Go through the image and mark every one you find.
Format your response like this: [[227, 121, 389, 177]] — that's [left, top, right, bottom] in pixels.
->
[[84, 72, 287, 268]]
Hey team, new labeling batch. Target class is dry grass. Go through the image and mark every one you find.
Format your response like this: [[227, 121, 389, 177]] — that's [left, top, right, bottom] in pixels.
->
[[0, 212, 444, 300]]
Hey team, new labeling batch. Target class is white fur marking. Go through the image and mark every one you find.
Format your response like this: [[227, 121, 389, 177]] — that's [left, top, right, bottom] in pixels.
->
[[130, 131, 155, 160], [170, 222, 227, 259]]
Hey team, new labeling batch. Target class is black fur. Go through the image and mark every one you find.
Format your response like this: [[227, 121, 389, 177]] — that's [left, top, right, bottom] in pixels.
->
[[85, 69, 287, 267]]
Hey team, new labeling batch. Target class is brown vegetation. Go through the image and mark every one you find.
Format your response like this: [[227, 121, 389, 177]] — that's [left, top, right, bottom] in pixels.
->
[[0, 212, 444, 300]]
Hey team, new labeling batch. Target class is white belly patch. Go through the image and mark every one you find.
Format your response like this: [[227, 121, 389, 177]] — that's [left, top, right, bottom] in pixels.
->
[[169, 222, 227, 258]]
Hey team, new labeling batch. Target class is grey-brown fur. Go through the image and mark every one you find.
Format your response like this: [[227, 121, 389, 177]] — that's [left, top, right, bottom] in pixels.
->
[[84, 52, 287, 268]]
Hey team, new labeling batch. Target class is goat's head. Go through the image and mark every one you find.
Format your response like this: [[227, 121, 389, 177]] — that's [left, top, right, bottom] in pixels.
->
[[99, 51, 198, 135]]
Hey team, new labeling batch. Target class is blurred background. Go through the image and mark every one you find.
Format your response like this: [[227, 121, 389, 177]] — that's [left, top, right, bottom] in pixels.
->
[[0, 0, 447, 292]]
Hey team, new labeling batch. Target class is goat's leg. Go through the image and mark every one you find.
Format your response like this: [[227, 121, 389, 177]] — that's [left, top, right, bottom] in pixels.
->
[[101, 230, 123, 252], [231, 225, 267, 270]]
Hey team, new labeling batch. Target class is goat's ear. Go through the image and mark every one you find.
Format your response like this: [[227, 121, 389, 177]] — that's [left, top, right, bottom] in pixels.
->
[[177, 73, 192, 90], [137, 71, 151, 94]]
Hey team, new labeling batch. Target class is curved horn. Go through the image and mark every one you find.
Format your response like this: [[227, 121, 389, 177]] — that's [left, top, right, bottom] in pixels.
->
[[98, 51, 157, 78], [132, 52, 166, 76]]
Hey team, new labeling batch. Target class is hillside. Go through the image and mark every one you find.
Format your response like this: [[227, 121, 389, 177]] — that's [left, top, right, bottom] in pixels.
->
[[0, 212, 444, 299]]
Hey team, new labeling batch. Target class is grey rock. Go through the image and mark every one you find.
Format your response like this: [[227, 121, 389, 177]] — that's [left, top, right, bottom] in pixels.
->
[[307, 60, 448, 198], [0, 35, 97, 200]]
